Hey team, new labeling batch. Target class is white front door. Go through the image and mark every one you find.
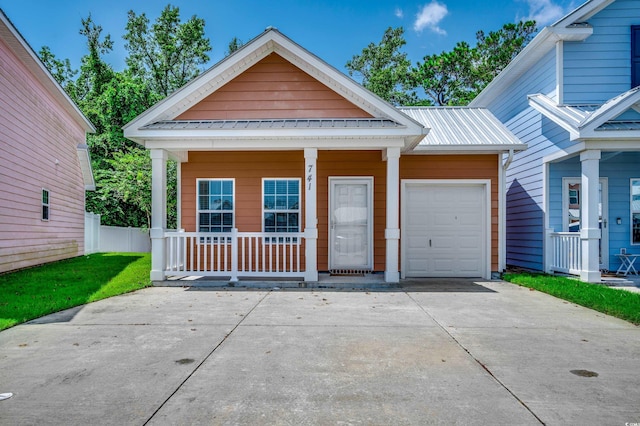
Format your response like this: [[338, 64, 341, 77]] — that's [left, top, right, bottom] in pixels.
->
[[562, 178, 609, 270], [329, 178, 373, 270], [402, 181, 488, 278]]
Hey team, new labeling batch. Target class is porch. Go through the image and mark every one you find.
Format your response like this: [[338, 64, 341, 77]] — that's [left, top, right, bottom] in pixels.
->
[[544, 151, 640, 282]]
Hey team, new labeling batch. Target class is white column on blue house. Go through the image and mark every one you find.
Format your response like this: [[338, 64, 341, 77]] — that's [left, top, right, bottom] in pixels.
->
[[580, 150, 601, 283], [150, 149, 168, 282], [304, 148, 318, 282], [384, 147, 401, 283]]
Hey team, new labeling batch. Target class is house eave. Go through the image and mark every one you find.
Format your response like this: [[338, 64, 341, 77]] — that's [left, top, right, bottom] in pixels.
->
[[76, 144, 96, 191], [142, 137, 408, 151], [470, 25, 593, 108], [125, 126, 425, 150], [580, 130, 640, 141], [0, 10, 95, 133], [408, 144, 527, 154], [528, 94, 582, 139]]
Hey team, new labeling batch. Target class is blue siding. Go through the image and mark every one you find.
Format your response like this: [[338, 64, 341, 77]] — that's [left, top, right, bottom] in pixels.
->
[[491, 50, 556, 123], [486, 50, 559, 270], [564, 0, 640, 104], [547, 152, 640, 272], [483, 0, 640, 273], [605, 152, 640, 271]]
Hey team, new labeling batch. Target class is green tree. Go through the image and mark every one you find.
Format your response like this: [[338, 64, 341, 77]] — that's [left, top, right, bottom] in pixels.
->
[[91, 148, 177, 228], [123, 5, 212, 97], [75, 15, 115, 107], [411, 21, 537, 106], [38, 46, 78, 99], [83, 71, 163, 227], [411, 42, 473, 106], [346, 27, 416, 106], [473, 21, 537, 89], [226, 37, 244, 56], [39, 10, 186, 229]]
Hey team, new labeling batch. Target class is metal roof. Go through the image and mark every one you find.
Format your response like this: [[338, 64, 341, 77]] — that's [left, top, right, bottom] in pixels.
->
[[141, 118, 404, 131], [596, 121, 640, 131], [399, 107, 525, 148], [529, 88, 640, 138]]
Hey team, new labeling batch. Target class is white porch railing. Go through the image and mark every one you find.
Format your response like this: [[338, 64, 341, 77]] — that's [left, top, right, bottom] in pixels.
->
[[164, 230, 304, 280], [548, 232, 582, 275]]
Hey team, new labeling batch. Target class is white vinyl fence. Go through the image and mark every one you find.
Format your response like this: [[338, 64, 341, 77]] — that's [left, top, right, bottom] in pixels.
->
[[84, 212, 101, 254], [84, 213, 151, 253], [100, 226, 151, 253]]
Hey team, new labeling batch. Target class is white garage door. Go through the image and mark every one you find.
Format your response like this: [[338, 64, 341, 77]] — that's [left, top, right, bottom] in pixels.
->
[[403, 182, 487, 278]]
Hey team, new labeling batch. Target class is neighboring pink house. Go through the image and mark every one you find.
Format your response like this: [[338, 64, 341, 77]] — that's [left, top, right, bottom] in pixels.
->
[[0, 10, 95, 273]]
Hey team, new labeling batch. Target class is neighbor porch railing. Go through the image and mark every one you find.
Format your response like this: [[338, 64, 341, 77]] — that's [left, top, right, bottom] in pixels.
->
[[164, 229, 305, 280], [547, 231, 582, 275]]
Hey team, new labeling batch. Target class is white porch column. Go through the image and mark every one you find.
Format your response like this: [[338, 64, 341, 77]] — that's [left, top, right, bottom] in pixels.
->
[[384, 147, 401, 283], [150, 149, 168, 282], [304, 148, 318, 282], [580, 150, 601, 283]]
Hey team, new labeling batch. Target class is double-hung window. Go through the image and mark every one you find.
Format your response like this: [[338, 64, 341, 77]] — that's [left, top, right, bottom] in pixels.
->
[[197, 179, 234, 234], [41, 189, 49, 221], [263, 179, 300, 234], [632, 179, 640, 244]]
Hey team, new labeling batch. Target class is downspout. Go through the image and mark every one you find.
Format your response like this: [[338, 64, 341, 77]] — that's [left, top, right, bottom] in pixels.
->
[[499, 149, 514, 275], [503, 148, 514, 171]]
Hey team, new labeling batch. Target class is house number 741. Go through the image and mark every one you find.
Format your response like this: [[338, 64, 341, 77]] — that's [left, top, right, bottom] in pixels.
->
[[307, 164, 313, 190]]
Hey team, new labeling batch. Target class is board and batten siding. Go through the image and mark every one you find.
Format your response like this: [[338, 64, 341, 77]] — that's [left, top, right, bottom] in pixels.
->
[[563, 0, 640, 104], [0, 38, 87, 273], [485, 49, 558, 271], [400, 155, 500, 272], [177, 53, 372, 120]]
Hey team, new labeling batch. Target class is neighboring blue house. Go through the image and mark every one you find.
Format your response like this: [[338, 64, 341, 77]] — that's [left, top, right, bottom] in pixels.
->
[[471, 0, 640, 282]]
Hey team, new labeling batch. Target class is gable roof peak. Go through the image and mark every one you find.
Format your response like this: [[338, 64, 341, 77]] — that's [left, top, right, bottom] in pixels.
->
[[470, 0, 616, 108], [124, 26, 425, 136]]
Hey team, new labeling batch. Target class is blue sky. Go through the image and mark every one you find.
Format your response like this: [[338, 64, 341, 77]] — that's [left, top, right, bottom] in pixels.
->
[[1, 0, 577, 76]]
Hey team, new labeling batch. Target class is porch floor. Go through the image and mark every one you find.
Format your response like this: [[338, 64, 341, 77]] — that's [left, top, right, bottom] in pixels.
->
[[600, 274, 640, 294], [159, 272, 391, 290]]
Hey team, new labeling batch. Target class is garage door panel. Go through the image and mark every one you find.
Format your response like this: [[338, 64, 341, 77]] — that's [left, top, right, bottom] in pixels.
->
[[404, 183, 486, 278]]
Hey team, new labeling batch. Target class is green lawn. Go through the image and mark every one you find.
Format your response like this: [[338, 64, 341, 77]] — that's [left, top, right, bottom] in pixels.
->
[[503, 272, 640, 325], [0, 253, 151, 331]]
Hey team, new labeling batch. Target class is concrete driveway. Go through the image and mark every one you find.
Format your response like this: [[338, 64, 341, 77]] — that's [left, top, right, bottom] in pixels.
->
[[0, 279, 638, 425]]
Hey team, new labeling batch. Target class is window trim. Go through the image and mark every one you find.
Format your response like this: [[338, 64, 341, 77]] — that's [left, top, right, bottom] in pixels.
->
[[631, 178, 640, 245], [632, 25, 640, 88], [196, 178, 235, 234], [41, 188, 50, 221], [261, 178, 302, 234]]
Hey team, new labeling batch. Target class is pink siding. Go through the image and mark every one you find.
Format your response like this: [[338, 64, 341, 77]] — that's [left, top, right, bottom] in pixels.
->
[[0, 38, 87, 272]]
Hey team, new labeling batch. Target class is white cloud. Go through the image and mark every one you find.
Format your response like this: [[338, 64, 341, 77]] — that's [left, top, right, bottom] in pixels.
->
[[395, 8, 404, 19], [413, 1, 448, 35], [521, 0, 566, 26]]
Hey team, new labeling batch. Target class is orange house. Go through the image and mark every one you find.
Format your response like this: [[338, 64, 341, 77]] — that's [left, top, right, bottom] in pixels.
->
[[124, 29, 525, 283]]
